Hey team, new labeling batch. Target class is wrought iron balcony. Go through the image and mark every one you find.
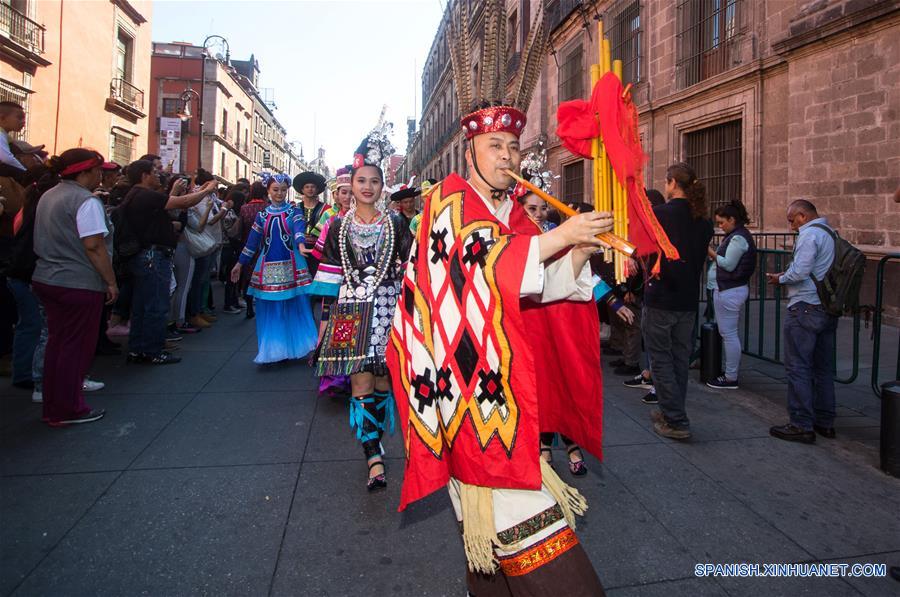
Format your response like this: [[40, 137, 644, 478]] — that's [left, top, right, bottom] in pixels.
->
[[547, 0, 583, 33], [0, 2, 48, 66], [106, 78, 145, 119]]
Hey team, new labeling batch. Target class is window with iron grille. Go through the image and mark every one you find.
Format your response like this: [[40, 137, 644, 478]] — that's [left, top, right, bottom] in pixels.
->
[[162, 98, 181, 117], [684, 119, 742, 216], [110, 130, 134, 165], [562, 161, 584, 203], [676, 0, 741, 89], [0, 79, 28, 140], [609, 2, 641, 85], [558, 45, 583, 102]]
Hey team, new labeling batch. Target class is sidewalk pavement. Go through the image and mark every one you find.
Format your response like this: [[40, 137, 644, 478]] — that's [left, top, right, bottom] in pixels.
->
[[2, 308, 899, 596]]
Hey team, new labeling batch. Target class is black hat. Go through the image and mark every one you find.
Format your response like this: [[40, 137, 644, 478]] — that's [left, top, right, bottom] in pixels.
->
[[390, 186, 421, 202], [292, 171, 326, 195]]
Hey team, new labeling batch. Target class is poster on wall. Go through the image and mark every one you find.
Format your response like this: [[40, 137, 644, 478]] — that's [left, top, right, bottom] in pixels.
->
[[159, 117, 182, 171]]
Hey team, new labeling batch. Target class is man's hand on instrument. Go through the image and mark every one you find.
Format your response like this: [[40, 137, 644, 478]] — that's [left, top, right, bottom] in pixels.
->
[[560, 211, 614, 246]]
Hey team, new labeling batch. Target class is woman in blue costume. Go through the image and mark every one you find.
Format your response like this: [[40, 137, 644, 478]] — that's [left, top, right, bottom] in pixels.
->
[[310, 127, 412, 492], [230, 174, 318, 364]]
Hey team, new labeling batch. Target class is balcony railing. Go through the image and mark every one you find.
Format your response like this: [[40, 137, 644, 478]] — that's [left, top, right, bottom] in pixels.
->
[[0, 2, 45, 55], [109, 78, 144, 111], [547, 0, 582, 33]]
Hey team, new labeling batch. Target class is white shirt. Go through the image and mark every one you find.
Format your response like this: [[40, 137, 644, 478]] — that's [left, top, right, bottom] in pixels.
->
[[76, 197, 109, 238], [469, 187, 593, 302]]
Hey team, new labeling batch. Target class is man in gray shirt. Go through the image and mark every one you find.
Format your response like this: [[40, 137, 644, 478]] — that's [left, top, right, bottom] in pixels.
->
[[766, 199, 837, 444]]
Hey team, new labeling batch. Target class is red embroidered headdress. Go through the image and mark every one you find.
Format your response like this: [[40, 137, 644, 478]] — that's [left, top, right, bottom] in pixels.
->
[[448, 0, 548, 142]]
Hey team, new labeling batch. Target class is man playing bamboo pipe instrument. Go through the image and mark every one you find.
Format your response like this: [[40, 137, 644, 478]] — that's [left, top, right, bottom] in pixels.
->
[[388, 5, 608, 594]]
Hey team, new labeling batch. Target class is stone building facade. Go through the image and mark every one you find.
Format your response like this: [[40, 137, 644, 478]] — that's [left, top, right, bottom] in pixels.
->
[[407, 0, 898, 314]]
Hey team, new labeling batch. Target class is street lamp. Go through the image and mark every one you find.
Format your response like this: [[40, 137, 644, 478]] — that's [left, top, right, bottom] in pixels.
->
[[197, 34, 230, 170]]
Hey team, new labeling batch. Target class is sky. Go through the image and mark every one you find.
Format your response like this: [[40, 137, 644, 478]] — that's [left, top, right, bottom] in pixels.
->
[[152, 0, 445, 172]]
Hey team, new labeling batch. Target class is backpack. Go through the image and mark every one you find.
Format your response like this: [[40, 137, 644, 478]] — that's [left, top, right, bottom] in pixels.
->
[[809, 223, 866, 317], [110, 199, 141, 260]]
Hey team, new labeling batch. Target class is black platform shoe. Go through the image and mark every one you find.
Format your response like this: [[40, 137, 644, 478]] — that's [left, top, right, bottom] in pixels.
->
[[366, 460, 387, 492]]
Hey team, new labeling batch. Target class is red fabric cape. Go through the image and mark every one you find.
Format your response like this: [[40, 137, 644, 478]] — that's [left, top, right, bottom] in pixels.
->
[[556, 72, 679, 262], [387, 173, 602, 511]]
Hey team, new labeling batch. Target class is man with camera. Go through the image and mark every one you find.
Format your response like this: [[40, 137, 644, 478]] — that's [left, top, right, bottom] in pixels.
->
[[122, 161, 216, 365]]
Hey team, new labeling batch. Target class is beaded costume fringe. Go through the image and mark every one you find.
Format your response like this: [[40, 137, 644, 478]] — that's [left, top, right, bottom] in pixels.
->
[[459, 483, 500, 574], [459, 460, 589, 575], [539, 458, 588, 528]]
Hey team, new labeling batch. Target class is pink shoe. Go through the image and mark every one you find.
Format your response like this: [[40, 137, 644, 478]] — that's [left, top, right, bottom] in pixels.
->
[[107, 323, 130, 337]]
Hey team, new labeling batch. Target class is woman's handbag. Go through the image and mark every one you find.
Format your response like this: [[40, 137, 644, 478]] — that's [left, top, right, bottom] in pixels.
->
[[184, 224, 216, 257], [184, 203, 218, 257]]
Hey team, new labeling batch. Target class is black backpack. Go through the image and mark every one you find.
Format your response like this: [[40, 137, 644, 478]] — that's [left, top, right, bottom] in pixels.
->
[[110, 198, 141, 260], [809, 223, 866, 317]]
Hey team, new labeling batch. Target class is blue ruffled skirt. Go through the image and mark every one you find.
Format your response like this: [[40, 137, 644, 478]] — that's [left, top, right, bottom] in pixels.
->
[[253, 295, 318, 364]]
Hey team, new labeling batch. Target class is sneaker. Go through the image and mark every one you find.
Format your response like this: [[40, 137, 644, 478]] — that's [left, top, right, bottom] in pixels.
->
[[641, 391, 658, 404], [165, 330, 184, 342], [48, 409, 106, 427], [147, 352, 181, 365], [32, 390, 43, 403], [237, 297, 247, 308], [82, 378, 105, 392], [106, 323, 130, 337], [625, 374, 653, 390], [177, 323, 201, 334], [706, 375, 739, 390], [223, 306, 243, 314]]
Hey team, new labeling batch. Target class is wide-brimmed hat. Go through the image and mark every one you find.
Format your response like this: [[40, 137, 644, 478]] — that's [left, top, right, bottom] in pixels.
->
[[292, 171, 326, 195], [390, 186, 420, 202]]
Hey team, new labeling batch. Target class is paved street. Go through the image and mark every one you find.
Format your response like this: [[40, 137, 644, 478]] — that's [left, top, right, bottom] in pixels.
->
[[2, 308, 900, 597]]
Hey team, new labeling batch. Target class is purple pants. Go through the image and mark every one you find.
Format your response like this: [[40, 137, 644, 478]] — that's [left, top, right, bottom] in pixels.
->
[[31, 282, 103, 424]]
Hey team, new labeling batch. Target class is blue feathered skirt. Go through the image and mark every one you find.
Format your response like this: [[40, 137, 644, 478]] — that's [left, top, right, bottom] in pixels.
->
[[253, 295, 318, 364]]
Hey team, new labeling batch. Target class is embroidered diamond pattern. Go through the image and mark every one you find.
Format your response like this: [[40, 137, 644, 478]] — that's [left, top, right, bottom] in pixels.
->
[[449, 255, 466, 303], [430, 228, 450, 263], [413, 369, 436, 414], [454, 328, 479, 385]]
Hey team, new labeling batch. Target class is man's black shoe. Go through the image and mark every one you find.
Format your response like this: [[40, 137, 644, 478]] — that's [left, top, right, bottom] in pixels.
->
[[770, 424, 816, 444], [614, 364, 641, 376], [126, 352, 147, 363], [12, 380, 34, 390], [813, 425, 836, 439]]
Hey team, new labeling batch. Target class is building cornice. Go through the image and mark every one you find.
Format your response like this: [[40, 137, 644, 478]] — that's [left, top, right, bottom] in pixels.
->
[[110, 0, 148, 25], [772, 0, 899, 56]]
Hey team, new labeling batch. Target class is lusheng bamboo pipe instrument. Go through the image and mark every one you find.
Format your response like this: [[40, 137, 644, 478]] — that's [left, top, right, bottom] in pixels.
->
[[503, 169, 636, 258]]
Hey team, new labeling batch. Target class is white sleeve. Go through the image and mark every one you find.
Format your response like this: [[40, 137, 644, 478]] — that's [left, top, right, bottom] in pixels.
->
[[76, 198, 109, 238], [537, 252, 594, 303], [519, 236, 545, 297]]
